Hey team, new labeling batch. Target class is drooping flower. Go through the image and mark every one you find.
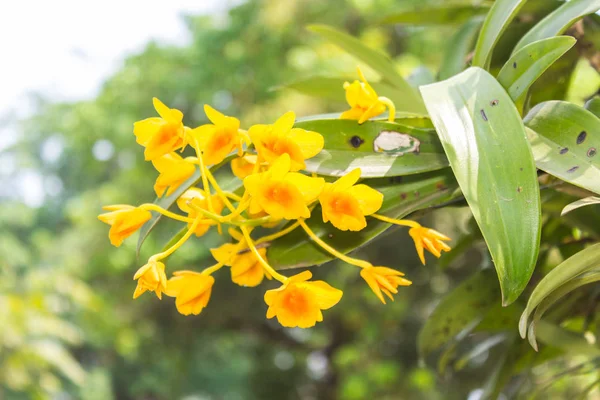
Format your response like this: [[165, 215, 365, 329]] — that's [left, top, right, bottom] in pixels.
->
[[133, 259, 167, 299], [244, 154, 324, 220], [165, 271, 214, 315], [133, 97, 186, 160], [98, 205, 152, 247], [264, 271, 342, 328], [360, 266, 411, 304], [152, 152, 196, 197], [177, 188, 223, 236], [319, 168, 383, 231], [211, 243, 270, 287], [409, 226, 452, 265], [341, 67, 386, 124], [249, 111, 324, 171], [190, 105, 246, 166]]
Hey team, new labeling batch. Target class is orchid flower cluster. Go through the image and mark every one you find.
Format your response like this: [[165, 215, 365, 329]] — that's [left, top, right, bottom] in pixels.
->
[[99, 68, 451, 328]]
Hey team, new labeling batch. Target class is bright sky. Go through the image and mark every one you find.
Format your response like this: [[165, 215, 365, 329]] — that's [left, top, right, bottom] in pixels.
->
[[0, 0, 233, 206]]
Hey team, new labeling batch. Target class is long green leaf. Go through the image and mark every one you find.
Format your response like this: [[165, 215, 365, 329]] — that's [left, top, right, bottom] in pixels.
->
[[528, 271, 600, 350], [519, 243, 600, 338], [268, 170, 458, 269], [418, 270, 500, 357], [439, 16, 484, 80], [514, 0, 600, 53], [561, 196, 600, 216], [585, 97, 600, 118], [294, 118, 448, 177], [380, 2, 492, 26], [497, 36, 576, 102], [472, 0, 528, 69], [535, 320, 600, 357], [307, 24, 426, 113], [420, 67, 541, 305], [524, 101, 600, 195]]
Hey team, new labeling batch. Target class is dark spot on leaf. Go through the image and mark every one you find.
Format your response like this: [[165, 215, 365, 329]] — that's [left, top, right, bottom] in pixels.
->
[[389, 176, 403, 184], [517, 186, 522, 193], [436, 182, 447, 191], [414, 191, 420, 197], [490, 100, 499, 106], [328, 234, 334, 239], [513, 62, 517, 69], [465, 285, 473, 292], [588, 147, 597, 157], [349, 135, 364, 148], [577, 131, 587, 144], [443, 326, 450, 334], [559, 147, 569, 154], [480, 109, 488, 121], [567, 166, 580, 173], [400, 193, 407, 200], [520, 167, 523, 171]]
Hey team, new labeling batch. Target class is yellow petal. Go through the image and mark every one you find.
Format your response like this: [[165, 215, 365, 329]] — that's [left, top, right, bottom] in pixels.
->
[[133, 118, 163, 145], [286, 173, 325, 204], [153, 97, 183, 123], [305, 281, 343, 310], [204, 104, 239, 131], [210, 243, 239, 266], [331, 168, 361, 191], [347, 184, 383, 215], [243, 173, 263, 197], [273, 111, 295, 134], [287, 128, 324, 160], [340, 107, 365, 121], [268, 153, 291, 179]]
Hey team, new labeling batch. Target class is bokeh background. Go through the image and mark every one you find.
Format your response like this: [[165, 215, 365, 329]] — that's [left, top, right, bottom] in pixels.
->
[[2, 1, 600, 399]]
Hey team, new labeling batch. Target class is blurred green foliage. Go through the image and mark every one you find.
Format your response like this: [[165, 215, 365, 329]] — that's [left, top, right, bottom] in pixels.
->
[[2, 0, 600, 399]]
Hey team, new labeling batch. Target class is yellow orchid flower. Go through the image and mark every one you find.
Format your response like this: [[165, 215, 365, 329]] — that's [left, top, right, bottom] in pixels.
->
[[152, 152, 196, 197], [190, 105, 246, 166], [176, 188, 223, 236], [341, 67, 395, 124], [211, 243, 270, 287], [133, 259, 167, 299], [98, 205, 152, 247], [409, 226, 452, 265], [249, 111, 324, 171], [264, 271, 342, 328], [133, 97, 186, 160], [165, 271, 215, 316], [360, 266, 411, 304], [319, 168, 383, 231], [244, 154, 324, 220]]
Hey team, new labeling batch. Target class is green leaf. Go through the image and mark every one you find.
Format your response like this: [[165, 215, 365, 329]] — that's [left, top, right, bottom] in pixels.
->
[[418, 270, 500, 357], [497, 36, 576, 102], [527, 271, 600, 350], [519, 243, 600, 339], [561, 196, 600, 216], [420, 67, 541, 306], [514, 0, 600, 53], [585, 97, 600, 118], [524, 101, 600, 195], [307, 24, 426, 113], [294, 118, 448, 178], [268, 170, 458, 269], [472, 0, 528, 69], [380, 2, 492, 26], [439, 16, 484, 80], [535, 320, 600, 357], [136, 167, 201, 257]]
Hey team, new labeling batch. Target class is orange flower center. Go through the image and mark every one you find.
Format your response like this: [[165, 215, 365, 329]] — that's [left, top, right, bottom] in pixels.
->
[[281, 286, 311, 315], [265, 183, 295, 207], [329, 193, 360, 216]]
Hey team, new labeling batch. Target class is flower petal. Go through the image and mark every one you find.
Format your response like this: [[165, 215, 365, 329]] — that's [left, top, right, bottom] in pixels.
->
[[347, 184, 383, 215]]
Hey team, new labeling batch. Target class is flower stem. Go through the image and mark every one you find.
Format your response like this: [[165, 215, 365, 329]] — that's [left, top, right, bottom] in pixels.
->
[[240, 226, 288, 283], [150, 216, 202, 262], [139, 203, 198, 223], [378, 97, 396, 122], [202, 261, 226, 276], [298, 220, 372, 269], [255, 220, 301, 245], [370, 213, 420, 228]]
